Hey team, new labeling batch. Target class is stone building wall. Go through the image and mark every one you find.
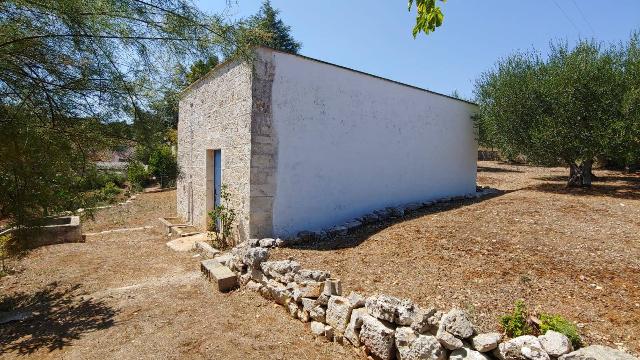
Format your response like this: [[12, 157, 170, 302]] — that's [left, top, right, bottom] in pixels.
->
[[249, 49, 277, 238], [177, 59, 253, 239]]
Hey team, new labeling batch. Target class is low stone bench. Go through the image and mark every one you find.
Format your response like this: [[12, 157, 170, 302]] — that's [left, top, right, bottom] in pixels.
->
[[200, 259, 238, 292]]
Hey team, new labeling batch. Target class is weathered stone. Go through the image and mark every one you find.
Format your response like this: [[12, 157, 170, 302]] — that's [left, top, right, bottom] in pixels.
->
[[239, 272, 251, 286], [386, 206, 405, 218], [538, 330, 572, 357], [194, 241, 220, 258], [311, 321, 326, 336], [328, 225, 348, 236], [261, 260, 300, 282], [436, 330, 464, 350], [396, 326, 418, 347], [324, 325, 334, 339], [344, 308, 368, 347], [347, 291, 366, 308], [343, 220, 362, 231], [558, 345, 637, 360], [242, 247, 269, 268], [360, 314, 396, 360], [521, 345, 550, 360], [246, 280, 263, 292], [326, 296, 354, 334], [274, 238, 284, 247], [287, 300, 299, 319], [396, 334, 446, 360], [361, 213, 380, 224], [201, 260, 238, 292], [213, 253, 232, 266], [291, 281, 324, 300], [410, 307, 439, 333], [365, 294, 415, 325], [439, 309, 474, 339], [259, 238, 276, 248], [315, 293, 330, 306], [497, 335, 544, 360], [247, 238, 261, 247], [298, 309, 310, 322], [294, 269, 331, 284], [450, 347, 491, 360], [322, 278, 342, 296], [264, 279, 291, 305], [301, 298, 316, 312], [309, 305, 326, 323], [471, 332, 502, 352], [249, 267, 268, 284]]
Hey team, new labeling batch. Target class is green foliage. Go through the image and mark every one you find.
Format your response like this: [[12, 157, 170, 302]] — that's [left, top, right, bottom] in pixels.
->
[[99, 182, 122, 204], [127, 161, 150, 192], [148, 145, 178, 188], [540, 314, 582, 349], [409, 0, 446, 37], [499, 300, 533, 337], [207, 185, 237, 249], [0, 233, 10, 275], [0, 0, 237, 241], [231, 0, 302, 57], [81, 167, 127, 191], [475, 35, 640, 185]]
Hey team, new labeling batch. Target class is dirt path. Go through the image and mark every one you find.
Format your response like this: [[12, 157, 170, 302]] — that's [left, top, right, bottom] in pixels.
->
[[0, 191, 356, 360], [274, 161, 640, 355]]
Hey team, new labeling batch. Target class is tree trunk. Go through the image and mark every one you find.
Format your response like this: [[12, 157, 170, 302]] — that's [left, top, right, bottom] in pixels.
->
[[567, 160, 595, 187]]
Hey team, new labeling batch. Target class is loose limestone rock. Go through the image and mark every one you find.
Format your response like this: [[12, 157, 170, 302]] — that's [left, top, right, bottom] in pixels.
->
[[395, 326, 418, 347], [326, 296, 354, 334], [472, 332, 502, 352], [538, 330, 572, 357], [242, 247, 269, 268], [411, 308, 440, 334], [439, 309, 474, 339], [311, 321, 326, 337], [345, 308, 368, 347], [436, 330, 464, 350], [397, 334, 446, 360], [365, 294, 415, 325], [347, 291, 366, 308], [294, 269, 330, 284], [264, 279, 291, 305], [497, 335, 545, 360], [287, 300, 299, 319], [360, 314, 396, 360], [261, 260, 300, 282], [322, 278, 342, 296], [450, 347, 491, 360], [310, 306, 326, 323], [259, 238, 276, 248], [558, 345, 638, 360]]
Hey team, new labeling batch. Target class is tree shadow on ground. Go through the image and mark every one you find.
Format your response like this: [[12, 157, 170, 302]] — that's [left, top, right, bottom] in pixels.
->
[[529, 173, 640, 200], [477, 165, 524, 173], [284, 189, 510, 252], [0, 282, 117, 355]]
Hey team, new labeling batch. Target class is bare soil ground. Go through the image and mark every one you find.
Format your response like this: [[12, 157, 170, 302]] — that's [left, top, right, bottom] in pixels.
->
[[0, 191, 356, 360], [274, 161, 640, 355]]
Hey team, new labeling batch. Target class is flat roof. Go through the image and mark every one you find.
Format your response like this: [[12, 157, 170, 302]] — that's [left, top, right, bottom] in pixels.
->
[[182, 46, 477, 106]]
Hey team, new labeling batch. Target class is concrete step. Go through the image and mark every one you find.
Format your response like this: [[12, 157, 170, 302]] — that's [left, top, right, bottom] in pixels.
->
[[200, 259, 237, 292]]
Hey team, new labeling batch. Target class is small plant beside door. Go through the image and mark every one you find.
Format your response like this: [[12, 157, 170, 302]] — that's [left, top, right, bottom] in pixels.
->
[[207, 184, 236, 249]]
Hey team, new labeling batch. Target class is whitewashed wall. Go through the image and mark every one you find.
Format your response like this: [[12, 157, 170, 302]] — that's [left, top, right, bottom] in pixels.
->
[[269, 51, 478, 237]]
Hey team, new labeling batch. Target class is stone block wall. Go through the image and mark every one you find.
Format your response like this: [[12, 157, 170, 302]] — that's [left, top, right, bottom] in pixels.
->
[[177, 59, 253, 239]]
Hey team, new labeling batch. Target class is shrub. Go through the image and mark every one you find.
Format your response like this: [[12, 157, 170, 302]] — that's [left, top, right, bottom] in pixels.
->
[[127, 161, 150, 191], [540, 313, 582, 349], [207, 185, 236, 249], [148, 145, 178, 188], [499, 300, 533, 337], [100, 182, 122, 204]]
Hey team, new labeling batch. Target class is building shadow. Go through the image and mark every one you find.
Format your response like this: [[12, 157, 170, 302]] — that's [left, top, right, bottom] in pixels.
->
[[284, 189, 509, 252], [477, 165, 524, 173], [529, 173, 640, 200], [0, 282, 117, 355]]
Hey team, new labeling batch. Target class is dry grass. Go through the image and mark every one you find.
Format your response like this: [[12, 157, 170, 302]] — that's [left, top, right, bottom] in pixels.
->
[[0, 191, 356, 360], [273, 161, 640, 355]]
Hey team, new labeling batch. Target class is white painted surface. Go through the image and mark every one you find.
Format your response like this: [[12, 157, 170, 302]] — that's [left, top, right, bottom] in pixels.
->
[[270, 52, 477, 236]]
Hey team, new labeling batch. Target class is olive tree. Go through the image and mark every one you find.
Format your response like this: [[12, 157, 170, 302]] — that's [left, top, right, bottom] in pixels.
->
[[474, 39, 632, 186]]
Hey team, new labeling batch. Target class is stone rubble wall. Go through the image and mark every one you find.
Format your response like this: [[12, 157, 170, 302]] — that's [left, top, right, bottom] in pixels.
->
[[213, 190, 638, 360], [177, 60, 253, 238]]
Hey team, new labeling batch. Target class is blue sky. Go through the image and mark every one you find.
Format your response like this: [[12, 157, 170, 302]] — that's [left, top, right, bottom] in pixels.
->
[[196, 1, 640, 100]]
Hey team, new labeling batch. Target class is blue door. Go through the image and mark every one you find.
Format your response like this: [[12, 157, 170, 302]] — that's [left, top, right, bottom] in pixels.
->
[[213, 149, 222, 207]]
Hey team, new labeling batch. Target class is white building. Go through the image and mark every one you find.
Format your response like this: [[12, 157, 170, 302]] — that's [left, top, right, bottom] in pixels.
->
[[177, 47, 477, 241]]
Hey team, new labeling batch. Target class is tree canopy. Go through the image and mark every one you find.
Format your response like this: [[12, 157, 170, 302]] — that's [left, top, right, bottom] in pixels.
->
[[0, 0, 235, 232], [474, 35, 640, 186]]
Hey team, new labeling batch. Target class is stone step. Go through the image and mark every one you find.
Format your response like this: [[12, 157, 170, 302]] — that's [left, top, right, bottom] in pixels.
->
[[194, 241, 220, 258], [200, 259, 238, 292]]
